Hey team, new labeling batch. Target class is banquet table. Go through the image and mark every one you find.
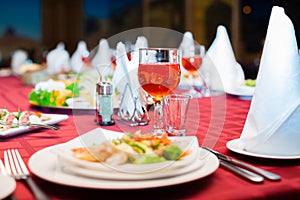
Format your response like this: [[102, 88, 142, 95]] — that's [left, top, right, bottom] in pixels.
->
[[0, 75, 300, 200]]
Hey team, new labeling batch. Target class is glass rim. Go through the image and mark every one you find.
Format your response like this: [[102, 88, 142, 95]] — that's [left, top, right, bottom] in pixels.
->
[[139, 47, 179, 51]]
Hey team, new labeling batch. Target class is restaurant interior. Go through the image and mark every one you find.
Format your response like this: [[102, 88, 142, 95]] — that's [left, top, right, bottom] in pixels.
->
[[0, 0, 300, 200]]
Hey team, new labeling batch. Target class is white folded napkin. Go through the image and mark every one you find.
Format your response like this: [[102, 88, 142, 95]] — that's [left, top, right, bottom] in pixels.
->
[[239, 6, 300, 156], [178, 32, 194, 78], [200, 25, 252, 94], [70, 40, 89, 73], [46, 42, 71, 74], [11, 49, 28, 75], [91, 38, 114, 78], [112, 36, 148, 120]]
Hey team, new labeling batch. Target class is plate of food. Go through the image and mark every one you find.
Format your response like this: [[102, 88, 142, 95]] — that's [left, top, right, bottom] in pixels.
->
[[0, 108, 68, 138], [28, 129, 219, 189], [225, 80, 256, 100], [28, 68, 100, 110], [52, 128, 199, 174]]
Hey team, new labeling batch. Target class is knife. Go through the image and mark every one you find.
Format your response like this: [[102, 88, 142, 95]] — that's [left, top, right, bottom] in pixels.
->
[[219, 160, 264, 183], [202, 147, 281, 181]]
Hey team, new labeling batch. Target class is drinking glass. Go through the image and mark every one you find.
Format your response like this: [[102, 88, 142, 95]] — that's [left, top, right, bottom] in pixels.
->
[[138, 48, 181, 134], [181, 44, 206, 98]]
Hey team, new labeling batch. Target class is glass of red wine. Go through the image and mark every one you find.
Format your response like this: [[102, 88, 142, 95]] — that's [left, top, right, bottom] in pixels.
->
[[138, 48, 181, 134], [181, 44, 206, 98]]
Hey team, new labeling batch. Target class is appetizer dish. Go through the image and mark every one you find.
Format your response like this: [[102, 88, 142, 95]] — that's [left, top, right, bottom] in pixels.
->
[[0, 108, 50, 131], [72, 131, 191, 166]]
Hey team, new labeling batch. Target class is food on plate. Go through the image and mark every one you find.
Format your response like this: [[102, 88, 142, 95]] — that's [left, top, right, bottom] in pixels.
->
[[29, 79, 81, 107], [71, 132, 190, 165], [245, 79, 256, 87], [0, 109, 50, 131]]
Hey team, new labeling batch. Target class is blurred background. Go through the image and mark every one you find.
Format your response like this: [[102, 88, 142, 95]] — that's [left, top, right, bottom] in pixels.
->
[[0, 0, 299, 79]]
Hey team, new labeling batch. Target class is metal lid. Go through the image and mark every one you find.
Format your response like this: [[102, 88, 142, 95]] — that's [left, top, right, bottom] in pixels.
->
[[96, 82, 113, 95]]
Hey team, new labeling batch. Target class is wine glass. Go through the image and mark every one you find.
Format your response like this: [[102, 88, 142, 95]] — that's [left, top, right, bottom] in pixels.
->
[[181, 44, 206, 98], [138, 48, 181, 134]]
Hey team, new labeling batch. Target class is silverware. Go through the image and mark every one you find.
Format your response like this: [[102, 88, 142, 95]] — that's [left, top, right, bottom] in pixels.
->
[[219, 160, 264, 183], [0, 121, 59, 130], [4, 149, 51, 200], [203, 147, 281, 181]]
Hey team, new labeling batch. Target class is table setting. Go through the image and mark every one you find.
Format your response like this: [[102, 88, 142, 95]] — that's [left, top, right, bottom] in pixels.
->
[[0, 6, 300, 200]]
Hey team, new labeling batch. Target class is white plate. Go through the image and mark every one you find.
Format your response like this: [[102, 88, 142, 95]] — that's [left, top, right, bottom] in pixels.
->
[[225, 85, 255, 100], [227, 138, 300, 159], [28, 145, 219, 189], [30, 104, 95, 111], [52, 128, 199, 173], [0, 114, 69, 138], [0, 175, 16, 199], [60, 155, 204, 180]]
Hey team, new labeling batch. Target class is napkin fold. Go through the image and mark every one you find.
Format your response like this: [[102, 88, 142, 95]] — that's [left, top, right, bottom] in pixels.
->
[[11, 49, 28, 75], [112, 36, 149, 121], [239, 6, 300, 156], [91, 38, 114, 78], [70, 40, 89, 73], [200, 25, 252, 95], [46, 42, 71, 74]]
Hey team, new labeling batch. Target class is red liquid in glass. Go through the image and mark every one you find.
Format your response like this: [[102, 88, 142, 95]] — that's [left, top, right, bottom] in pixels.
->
[[138, 63, 181, 101], [182, 56, 202, 75]]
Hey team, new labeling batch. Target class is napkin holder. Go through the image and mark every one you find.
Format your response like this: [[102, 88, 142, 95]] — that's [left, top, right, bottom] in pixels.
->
[[117, 83, 149, 126]]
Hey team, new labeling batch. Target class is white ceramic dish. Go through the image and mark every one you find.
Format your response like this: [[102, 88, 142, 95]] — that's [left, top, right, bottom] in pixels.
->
[[227, 138, 300, 159], [0, 114, 69, 138], [28, 145, 219, 189], [225, 85, 255, 100], [52, 128, 199, 173], [0, 175, 16, 199]]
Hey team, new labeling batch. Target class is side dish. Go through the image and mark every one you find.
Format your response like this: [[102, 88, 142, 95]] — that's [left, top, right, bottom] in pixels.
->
[[72, 132, 191, 165]]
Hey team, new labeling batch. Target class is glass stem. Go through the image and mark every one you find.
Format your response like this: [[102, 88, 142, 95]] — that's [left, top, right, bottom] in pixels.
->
[[153, 100, 164, 134]]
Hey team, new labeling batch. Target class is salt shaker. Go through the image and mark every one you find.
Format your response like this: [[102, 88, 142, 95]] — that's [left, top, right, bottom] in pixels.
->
[[95, 81, 115, 126]]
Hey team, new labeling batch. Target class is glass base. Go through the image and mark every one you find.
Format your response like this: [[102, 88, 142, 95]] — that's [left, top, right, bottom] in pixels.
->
[[166, 127, 186, 136], [152, 128, 165, 136], [183, 88, 203, 98]]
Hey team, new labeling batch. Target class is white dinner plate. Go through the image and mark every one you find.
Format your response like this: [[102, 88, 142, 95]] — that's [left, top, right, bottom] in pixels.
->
[[28, 146, 219, 189], [0, 175, 16, 199], [52, 128, 199, 174], [227, 138, 300, 159], [0, 113, 69, 138], [225, 85, 255, 100]]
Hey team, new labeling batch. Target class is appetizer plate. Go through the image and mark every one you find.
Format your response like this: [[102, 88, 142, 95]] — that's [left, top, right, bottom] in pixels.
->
[[0, 114, 69, 138], [52, 128, 199, 173], [227, 138, 300, 159], [0, 175, 16, 199], [225, 85, 255, 100], [28, 145, 219, 189]]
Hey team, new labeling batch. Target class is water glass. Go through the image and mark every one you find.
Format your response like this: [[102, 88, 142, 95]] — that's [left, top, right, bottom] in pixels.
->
[[164, 94, 190, 136]]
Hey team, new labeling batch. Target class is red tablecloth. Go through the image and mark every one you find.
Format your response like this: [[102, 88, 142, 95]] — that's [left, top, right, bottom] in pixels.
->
[[0, 76, 299, 200]]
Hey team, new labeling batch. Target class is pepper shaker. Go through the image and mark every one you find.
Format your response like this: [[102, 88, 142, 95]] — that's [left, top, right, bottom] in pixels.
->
[[95, 81, 115, 126]]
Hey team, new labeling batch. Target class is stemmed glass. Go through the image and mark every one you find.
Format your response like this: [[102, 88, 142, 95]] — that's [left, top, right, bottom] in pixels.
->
[[181, 44, 206, 98], [138, 48, 181, 134]]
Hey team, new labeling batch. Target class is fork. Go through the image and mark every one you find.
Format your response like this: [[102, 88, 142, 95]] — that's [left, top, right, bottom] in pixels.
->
[[4, 149, 51, 200], [0, 121, 60, 130]]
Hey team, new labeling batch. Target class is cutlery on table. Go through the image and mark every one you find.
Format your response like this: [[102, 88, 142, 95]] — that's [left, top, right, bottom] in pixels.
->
[[0, 121, 60, 130], [4, 149, 51, 200], [202, 147, 281, 181]]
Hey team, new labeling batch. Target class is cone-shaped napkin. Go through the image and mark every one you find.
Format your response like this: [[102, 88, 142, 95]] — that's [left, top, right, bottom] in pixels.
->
[[91, 39, 113, 77], [70, 40, 89, 73], [239, 6, 300, 156], [46, 42, 71, 74], [200, 25, 253, 95], [112, 36, 148, 121]]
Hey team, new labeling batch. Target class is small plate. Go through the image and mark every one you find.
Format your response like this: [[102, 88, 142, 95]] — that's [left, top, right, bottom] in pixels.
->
[[226, 138, 300, 159], [0, 113, 69, 138], [225, 85, 255, 100], [52, 128, 199, 173], [0, 175, 16, 199]]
